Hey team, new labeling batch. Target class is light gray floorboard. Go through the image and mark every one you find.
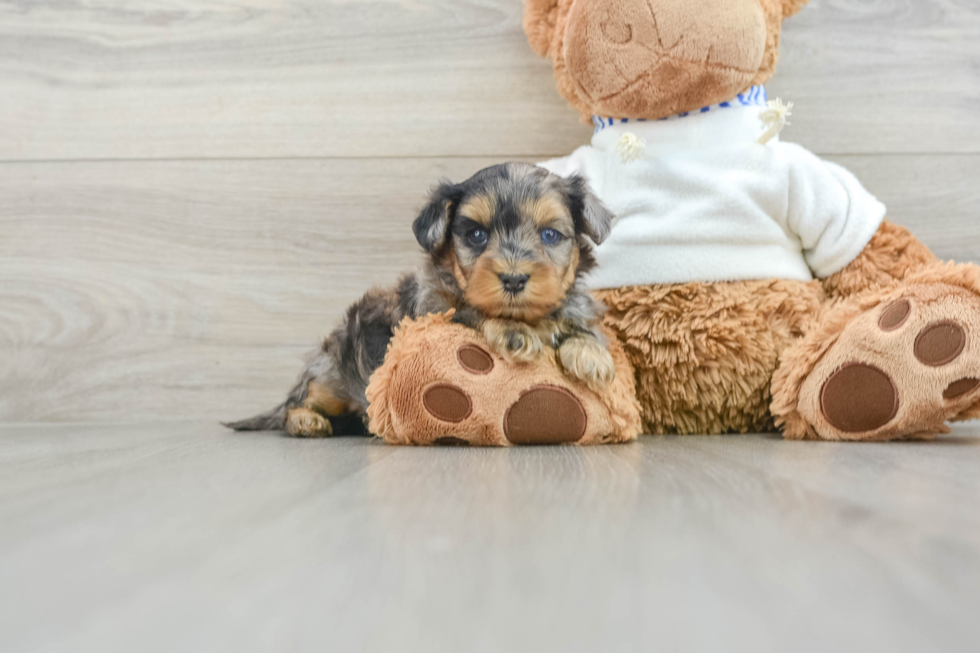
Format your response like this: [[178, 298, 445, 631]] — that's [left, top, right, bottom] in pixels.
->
[[1, 422, 979, 653], [0, 0, 977, 160]]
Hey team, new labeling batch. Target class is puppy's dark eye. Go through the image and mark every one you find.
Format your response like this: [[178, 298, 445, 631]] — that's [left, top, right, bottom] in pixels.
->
[[466, 228, 488, 248], [540, 228, 564, 245]]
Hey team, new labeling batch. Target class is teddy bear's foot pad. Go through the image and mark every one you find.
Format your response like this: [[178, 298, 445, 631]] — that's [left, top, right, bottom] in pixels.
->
[[819, 363, 899, 433], [502, 386, 587, 445], [799, 284, 980, 441]]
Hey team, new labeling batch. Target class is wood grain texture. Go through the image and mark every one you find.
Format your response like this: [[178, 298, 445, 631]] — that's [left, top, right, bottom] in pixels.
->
[[2, 155, 978, 423], [0, 157, 468, 422], [0, 0, 978, 161], [2, 423, 979, 652]]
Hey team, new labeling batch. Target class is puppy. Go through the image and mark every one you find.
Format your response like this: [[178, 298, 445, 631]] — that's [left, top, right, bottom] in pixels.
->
[[226, 162, 615, 437]]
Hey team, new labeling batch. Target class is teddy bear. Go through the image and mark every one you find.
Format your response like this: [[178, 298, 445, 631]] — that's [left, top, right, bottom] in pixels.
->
[[524, 0, 980, 441], [365, 0, 980, 444]]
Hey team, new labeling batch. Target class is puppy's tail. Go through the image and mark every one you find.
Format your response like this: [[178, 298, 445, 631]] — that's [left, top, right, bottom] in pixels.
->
[[224, 352, 320, 432], [223, 403, 289, 432]]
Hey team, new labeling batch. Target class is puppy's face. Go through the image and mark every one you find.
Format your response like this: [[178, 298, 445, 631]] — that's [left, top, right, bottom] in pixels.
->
[[413, 163, 613, 321]]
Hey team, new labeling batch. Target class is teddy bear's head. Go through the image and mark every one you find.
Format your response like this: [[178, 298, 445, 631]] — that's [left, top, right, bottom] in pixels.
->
[[524, 0, 810, 122]]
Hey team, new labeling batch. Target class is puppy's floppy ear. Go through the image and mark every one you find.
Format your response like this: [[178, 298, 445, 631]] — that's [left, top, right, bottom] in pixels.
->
[[412, 180, 463, 254], [524, 0, 561, 57], [563, 174, 614, 245]]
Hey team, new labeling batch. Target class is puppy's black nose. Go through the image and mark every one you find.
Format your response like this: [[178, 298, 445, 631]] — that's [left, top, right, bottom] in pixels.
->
[[499, 273, 529, 294]]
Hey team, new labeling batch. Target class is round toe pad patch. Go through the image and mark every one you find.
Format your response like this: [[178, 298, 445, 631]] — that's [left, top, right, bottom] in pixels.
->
[[434, 436, 471, 446], [944, 378, 980, 400]]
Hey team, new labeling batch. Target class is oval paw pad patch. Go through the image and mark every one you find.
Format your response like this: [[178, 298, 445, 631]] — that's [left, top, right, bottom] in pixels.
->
[[914, 321, 966, 367], [504, 386, 587, 445], [422, 384, 472, 423]]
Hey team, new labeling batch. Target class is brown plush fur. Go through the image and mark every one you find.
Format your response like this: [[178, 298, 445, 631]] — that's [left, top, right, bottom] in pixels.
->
[[597, 222, 980, 439], [820, 220, 938, 302], [523, 0, 810, 122], [366, 312, 642, 446], [596, 279, 823, 434]]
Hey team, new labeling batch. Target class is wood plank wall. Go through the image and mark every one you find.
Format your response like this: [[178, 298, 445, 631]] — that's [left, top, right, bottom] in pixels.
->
[[1, 0, 978, 423]]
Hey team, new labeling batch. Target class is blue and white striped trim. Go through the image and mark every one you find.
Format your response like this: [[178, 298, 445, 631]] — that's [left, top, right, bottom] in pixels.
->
[[592, 85, 768, 133]]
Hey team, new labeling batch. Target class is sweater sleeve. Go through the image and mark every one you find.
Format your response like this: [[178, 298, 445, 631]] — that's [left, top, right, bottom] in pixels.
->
[[781, 143, 886, 279]]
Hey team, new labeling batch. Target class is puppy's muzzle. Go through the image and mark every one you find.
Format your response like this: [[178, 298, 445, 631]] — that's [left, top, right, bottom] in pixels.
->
[[499, 273, 529, 295]]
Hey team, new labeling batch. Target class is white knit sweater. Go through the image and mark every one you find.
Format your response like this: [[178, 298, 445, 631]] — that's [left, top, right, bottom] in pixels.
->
[[540, 92, 886, 289]]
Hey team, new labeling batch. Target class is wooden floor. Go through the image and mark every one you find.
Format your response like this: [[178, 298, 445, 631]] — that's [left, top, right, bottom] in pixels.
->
[[2, 421, 980, 652]]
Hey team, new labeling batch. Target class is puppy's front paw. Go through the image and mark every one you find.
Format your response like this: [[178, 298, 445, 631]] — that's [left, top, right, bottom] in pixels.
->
[[483, 321, 544, 363], [559, 336, 616, 390], [505, 328, 545, 363]]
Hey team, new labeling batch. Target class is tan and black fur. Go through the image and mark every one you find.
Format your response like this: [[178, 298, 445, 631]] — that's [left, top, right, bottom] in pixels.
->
[[225, 163, 615, 437]]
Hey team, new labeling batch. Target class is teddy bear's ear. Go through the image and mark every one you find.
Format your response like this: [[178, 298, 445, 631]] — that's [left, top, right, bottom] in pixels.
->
[[523, 0, 561, 57], [563, 174, 613, 245], [412, 180, 464, 254], [782, 0, 812, 18]]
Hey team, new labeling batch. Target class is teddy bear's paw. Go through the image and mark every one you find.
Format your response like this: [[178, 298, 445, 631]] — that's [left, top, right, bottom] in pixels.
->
[[559, 336, 616, 391], [795, 283, 980, 441], [365, 313, 641, 447]]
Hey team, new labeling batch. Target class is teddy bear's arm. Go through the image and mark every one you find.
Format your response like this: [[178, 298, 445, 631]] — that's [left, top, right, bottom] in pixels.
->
[[785, 149, 936, 300], [818, 220, 938, 301], [782, 146, 887, 278]]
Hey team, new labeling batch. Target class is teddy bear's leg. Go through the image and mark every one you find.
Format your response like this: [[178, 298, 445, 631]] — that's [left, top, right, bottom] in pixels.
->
[[365, 313, 641, 446], [772, 262, 980, 441], [596, 279, 822, 435]]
